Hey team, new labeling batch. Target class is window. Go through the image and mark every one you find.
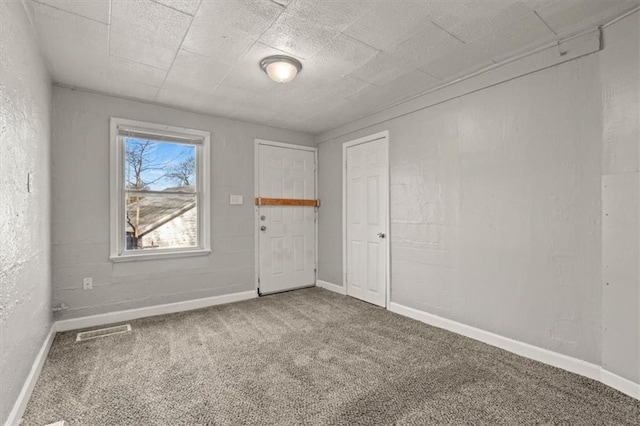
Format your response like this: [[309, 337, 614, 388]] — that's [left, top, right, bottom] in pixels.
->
[[110, 118, 210, 261]]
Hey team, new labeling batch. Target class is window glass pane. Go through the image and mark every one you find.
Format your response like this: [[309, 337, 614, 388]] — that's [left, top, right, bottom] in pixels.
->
[[125, 138, 196, 192], [124, 192, 198, 251]]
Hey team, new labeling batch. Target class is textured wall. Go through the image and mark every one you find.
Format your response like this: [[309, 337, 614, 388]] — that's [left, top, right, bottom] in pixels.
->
[[0, 0, 53, 423], [318, 46, 606, 365], [52, 88, 315, 319], [317, 141, 343, 285], [318, 12, 640, 383], [600, 12, 640, 384]]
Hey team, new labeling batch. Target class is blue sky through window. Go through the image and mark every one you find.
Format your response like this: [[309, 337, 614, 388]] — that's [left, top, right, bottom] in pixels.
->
[[125, 137, 196, 191]]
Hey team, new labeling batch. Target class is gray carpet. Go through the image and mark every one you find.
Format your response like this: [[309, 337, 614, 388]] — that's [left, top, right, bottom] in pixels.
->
[[23, 288, 639, 425]]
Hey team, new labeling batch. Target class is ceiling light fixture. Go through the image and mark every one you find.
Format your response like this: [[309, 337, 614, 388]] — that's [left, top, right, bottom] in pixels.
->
[[260, 55, 302, 83]]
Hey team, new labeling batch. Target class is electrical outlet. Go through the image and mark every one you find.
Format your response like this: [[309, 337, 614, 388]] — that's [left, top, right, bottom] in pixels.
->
[[83, 277, 93, 290]]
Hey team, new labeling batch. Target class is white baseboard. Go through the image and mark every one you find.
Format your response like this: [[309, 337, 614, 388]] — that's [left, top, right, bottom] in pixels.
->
[[389, 302, 639, 400], [601, 369, 640, 400], [5, 325, 56, 426], [316, 280, 347, 295], [55, 290, 257, 332], [388, 302, 601, 380]]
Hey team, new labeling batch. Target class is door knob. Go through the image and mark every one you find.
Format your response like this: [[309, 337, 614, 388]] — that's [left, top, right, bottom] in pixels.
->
[[377, 232, 385, 239], [261, 226, 267, 231]]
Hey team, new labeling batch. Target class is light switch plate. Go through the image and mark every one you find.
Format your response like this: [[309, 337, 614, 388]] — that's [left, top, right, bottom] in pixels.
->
[[230, 195, 243, 205]]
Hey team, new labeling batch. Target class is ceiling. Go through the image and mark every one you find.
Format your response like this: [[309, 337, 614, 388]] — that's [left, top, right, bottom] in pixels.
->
[[26, 0, 639, 134]]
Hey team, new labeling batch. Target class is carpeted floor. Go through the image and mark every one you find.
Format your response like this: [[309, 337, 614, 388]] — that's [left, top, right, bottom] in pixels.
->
[[23, 288, 639, 425]]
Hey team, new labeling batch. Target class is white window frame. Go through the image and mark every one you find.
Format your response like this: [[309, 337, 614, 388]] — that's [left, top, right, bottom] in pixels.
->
[[109, 117, 211, 262]]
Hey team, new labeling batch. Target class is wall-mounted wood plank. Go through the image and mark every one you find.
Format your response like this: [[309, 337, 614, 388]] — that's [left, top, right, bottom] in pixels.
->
[[255, 198, 319, 207]]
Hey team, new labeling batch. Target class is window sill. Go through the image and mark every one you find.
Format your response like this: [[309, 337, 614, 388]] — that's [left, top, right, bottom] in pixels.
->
[[110, 249, 211, 263]]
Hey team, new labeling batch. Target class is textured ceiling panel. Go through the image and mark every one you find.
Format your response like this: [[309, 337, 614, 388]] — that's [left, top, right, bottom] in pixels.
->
[[110, 0, 191, 51], [389, 23, 465, 70], [108, 56, 167, 89], [342, 0, 457, 50], [259, 0, 375, 58], [29, 1, 109, 87], [26, 0, 640, 134], [155, 84, 210, 111], [29, 1, 108, 59], [219, 43, 293, 94], [473, 13, 555, 61], [205, 84, 296, 124], [107, 79, 161, 101], [34, 0, 110, 23], [535, 0, 638, 34], [275, 75, 372, 112], [109, 0, 191, 70], [308, 34, 380, 79], [152, 0, 202, 16], [272, 97, 337, 122], [161, 49, 231, 101], [312, 75, 373, 101], [347, 52, 416, 87], [282, 0, 376, 33], [433, 1, 533, 43], [207, 85, 260, 115], [182, 0, 282, 63], [418, 43, 495, 80], [109, 35, 177, 70], [294, 103, 361, 134], [347, 70, 441, 108], [258, 13, 340, 59]]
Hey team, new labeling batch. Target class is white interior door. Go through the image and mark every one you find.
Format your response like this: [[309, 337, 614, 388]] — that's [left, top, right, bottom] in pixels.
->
[[258, 143, 316, 295], [345, 136, 389, 307]]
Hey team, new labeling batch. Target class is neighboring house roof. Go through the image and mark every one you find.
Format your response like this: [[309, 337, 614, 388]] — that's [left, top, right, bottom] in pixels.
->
[[126, 186, 196, 237]]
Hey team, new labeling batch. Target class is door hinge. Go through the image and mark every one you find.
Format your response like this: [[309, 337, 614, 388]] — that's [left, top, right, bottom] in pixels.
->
[[345, 273, 347, 283], [258, 277, 260, 284]]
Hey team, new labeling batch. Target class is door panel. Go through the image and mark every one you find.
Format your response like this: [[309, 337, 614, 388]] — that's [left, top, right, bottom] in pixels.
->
[[346, 138, 388, 307], [258, 144, 316, 295]]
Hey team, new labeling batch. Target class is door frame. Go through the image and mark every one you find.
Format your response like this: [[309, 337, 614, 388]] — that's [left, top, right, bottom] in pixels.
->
[[254, 139, 318, 296], [342, 131, 391, 308]]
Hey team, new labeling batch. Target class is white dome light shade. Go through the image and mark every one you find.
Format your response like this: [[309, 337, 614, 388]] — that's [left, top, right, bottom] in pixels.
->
[[260, 55, 302, 83]]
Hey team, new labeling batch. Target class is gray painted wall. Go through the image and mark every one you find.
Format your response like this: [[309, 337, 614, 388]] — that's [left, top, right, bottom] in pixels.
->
[[600, 12, 640, 384], [0, 1, 53, 423], [317, 142, 343, 285], [317, 12, 640, 384], [52, 88, 315, 319]]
